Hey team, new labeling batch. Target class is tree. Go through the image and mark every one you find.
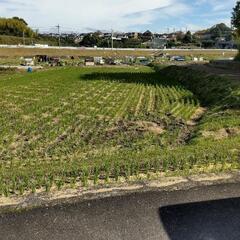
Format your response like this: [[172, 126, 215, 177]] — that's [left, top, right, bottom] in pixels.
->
[[232, 1, 240, 37], [176, 31, 185, 41], [211, 26, 222, 39], [12, 17, 28, 26], [80, 33, 101, 47], [142, 30, 153, 41], [183, 31, 192, 43], [0, 17, 35, 37], [232, 1, 240, 60]]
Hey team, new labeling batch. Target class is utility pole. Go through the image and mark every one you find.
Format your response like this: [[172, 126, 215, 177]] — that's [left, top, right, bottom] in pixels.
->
[[111, 29, 114, 50], [22, 31, 25, 45], [56, 24, 61, 47]]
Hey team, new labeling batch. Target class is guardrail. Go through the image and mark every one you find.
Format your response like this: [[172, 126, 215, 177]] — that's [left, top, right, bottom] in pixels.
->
[[0, 44, 238, 52]]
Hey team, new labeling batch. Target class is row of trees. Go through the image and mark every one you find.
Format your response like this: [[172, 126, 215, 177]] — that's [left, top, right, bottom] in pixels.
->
[[232, 1, 240, 37]]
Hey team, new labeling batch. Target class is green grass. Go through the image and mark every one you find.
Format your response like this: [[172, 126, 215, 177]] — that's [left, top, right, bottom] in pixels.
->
[[0, 34, 58, 46], [0, 66, 239, 196], [158, 65, 240, 125]]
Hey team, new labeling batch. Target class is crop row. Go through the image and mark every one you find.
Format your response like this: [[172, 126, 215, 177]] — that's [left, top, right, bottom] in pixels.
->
[[0, 135, 239, 196]]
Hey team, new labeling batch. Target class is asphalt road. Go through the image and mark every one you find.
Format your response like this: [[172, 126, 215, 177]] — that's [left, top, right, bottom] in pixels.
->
[[1, 183, 240, 240]]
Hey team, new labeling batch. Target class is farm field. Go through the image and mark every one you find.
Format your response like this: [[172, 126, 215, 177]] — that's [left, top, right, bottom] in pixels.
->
[[0, 66, 239, 196]]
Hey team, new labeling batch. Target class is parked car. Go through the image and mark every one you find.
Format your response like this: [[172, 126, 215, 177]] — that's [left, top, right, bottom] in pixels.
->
[[170, 56, 186, 61]]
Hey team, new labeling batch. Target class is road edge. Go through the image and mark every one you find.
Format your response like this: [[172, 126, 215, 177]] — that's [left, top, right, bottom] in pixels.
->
[[1, 171, 240, 213]]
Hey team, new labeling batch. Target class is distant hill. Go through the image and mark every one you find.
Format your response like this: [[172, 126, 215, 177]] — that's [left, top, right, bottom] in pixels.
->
[[0, 17, 76, 46], [195, 23, 232, 39], [208, 23, 232, 37]]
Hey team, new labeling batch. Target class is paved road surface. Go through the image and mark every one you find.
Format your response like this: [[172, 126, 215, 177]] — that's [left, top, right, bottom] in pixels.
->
[[1, 183, 240, 240]]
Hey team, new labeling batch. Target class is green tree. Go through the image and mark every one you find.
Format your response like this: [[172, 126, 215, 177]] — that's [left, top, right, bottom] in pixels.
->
[[80, 33, 101, 47], [0, 17, 35, 37], [183, 31, 193, 43], [12, 17, 28, 26], [232, 1, 240, 36], [211, 26, 222, 38], [232, 1, 240, 60]]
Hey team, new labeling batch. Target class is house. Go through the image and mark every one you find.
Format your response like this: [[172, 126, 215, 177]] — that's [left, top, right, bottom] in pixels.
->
[[116, 34, 128, 40], [127, 32, 139, 39], [143, 37, 167, 49], [215, 38, 236, 49]]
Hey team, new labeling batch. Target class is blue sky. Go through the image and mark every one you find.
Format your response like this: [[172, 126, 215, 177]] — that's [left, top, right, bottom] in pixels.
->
[[0, 0, 237, 33]]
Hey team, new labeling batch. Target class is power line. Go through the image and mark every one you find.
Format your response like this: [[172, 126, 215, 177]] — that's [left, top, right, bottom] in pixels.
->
[[111, 29, 114, 50]]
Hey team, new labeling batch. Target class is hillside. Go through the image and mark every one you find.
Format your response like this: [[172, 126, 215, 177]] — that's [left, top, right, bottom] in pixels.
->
[[194, 23, 233, 39], [0, 17, 35, 38], [0, 34, 58, 46]]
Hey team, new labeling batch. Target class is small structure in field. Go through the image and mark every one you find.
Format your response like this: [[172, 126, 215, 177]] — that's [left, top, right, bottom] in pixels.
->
[[36, 55, 49, 63], [113, 59, 122, 65], [136, 57, 152, 66], [34, 44, 49, 48], [123, 56, 135, 65], [49, 57, 61, 66], [85, 57, 95, 66], [21, 57, 35, 66], [169, 56, 186, 62], [94, 57, 105, 65]]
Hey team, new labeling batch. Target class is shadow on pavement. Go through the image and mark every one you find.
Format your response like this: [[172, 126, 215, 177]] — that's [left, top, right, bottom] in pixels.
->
[[159, 197, 240, 240]]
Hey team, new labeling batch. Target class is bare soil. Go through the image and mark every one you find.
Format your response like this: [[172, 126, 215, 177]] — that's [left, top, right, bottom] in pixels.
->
[[202, 128, 240, 140]]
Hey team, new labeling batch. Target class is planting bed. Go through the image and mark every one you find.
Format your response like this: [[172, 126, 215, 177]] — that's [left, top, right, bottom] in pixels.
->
[[0, 66, 239, 196]]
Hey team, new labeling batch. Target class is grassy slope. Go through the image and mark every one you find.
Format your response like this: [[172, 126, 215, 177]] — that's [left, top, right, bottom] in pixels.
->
[[158, 65, 240, 147], [0, 35, 58, 46], [0, 66, 239, 196], [158, 65, 240, 127]]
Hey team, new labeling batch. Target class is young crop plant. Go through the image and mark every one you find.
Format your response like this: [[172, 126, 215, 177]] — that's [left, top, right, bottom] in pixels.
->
[[0, 66, 239, 196]]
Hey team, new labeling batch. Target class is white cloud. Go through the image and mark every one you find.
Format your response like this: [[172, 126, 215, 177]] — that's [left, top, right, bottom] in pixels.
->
[[0, 0, 191, 31]]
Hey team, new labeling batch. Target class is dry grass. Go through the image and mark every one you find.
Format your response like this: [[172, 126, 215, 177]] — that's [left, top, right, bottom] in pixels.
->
[[0, 47, 237, 58], [0, 48, 154, 57]]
